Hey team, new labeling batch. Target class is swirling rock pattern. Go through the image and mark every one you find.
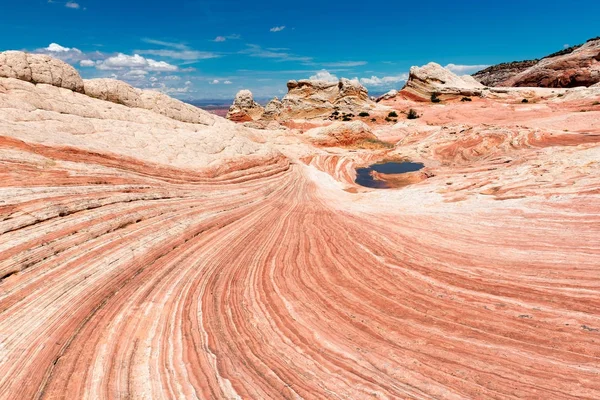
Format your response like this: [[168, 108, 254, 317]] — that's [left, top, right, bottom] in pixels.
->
[[1, 69, 600, 400]]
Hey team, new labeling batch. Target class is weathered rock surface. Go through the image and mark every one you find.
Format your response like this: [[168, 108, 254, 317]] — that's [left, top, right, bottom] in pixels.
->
[[1, 52, 600, 400], [226, 89, 264, 122], [0, 50, 84, 93], [402, 62, 485, 101], [499, 38, 600, 88], [376, 89, 398, 102], [472, 60, 539, 86], [229, 78, 377, 123], [278, 78, 372, 119], [84, 78, 144, 108], [138, 89, 215, 126], [304, 121, 378, 146]]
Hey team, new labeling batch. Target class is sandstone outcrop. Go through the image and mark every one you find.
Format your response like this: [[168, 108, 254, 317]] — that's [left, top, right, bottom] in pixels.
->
[[304, 121, 377, 147], [229, 78, 376, 122], [84, 78, 144, 108], [402, 62, 485, 101], [138, 89, 215, 126], [0, 50, 84, 92], [376, 89, 398, 102], [279, 78, 371, 119], [472, 60, 539, 86], [226, 89, 264, 122], [501, 38, 600, 88], [1, 52, 600, 400]]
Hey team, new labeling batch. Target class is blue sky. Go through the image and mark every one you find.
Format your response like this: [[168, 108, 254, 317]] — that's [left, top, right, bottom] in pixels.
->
[[1, 0, 599, 100]]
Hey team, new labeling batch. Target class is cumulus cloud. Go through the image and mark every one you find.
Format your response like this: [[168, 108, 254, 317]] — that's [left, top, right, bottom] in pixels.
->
[[358, 74, 408, 87], [45, 43, 81, 53], [79, 59, 95, 67], [214, 36, 226, 42], [444, 63, 489, 74], [65, 2, 80, 9], [96, 53, 178, 72], [36, 43, 96, 63], [310, 70, 338, 82], [210, 79, 220, 84], [270, 26, 286, 32], [224, 80, 232, 84]]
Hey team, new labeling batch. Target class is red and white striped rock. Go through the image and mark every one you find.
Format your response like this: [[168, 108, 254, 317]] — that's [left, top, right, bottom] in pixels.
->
[[1, 62, 600, 400]]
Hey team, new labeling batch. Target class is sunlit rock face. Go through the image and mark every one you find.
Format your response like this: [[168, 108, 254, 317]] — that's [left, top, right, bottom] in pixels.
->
[[226, 89, 265, 122], [1, 53, 600, 399], [401, 62, 485, 101], [501, 38, 600, 88]]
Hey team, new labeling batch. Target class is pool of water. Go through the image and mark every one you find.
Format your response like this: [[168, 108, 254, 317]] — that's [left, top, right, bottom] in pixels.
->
[[355, 161, 425, 188]]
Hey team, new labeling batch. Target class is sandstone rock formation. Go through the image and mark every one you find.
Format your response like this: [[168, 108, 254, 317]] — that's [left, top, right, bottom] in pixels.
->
[[473, 60, 540, 86], [474, 38, 600, 88], [228, 78, 376, 122], [304, 121, 378, 147], [376, 89, 398, 102], [279, 78, 371, 119], [1, 51, 600, 400], [84, 78, 144, 108], [0, 50, 84, 92], [501, 38, 600, 88], [472, 60, 539, 87], [402, 62, 485, 101], [226, 89, 264, 122], [138, 89, 215, 126]]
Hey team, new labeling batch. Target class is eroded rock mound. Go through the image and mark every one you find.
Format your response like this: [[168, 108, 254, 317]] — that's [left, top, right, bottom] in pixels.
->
[[402, 62, 485, 101], [226, 90, 265, 122], [501, 39, 600, 88], [304, 121, 378, 147], [280, 78, 371, 119], [229, 78, 375, 123], [0, 51, 84, 93], [84, 78, 144, 108]]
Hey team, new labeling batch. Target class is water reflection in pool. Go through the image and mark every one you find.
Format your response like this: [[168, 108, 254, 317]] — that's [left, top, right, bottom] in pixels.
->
[[355, 161, 424, 188]]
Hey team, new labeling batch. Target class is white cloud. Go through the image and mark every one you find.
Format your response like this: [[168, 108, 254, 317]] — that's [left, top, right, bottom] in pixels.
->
[[65, 2, 80, 9], [214, 36, 226, 42], [224, 80, 233, 84], [97, 53, 178, 72], [210, 79, 220, 84], [270, 26, 286, 32], [358, 74, 408, 87], [79, 59, 95, 67], [310, 70, 338, 82], [444, 64, 489, 74], [45, 43, 80, 53]]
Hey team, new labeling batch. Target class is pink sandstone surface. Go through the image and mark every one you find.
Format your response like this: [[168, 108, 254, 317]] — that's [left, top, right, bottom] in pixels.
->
[[1, 53, 600, 399]]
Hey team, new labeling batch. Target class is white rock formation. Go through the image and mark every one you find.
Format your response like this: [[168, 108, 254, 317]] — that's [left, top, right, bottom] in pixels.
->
[[402, 62, 485, 100], [226, 90, 265, 122], [0, 51, 84, 93]]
